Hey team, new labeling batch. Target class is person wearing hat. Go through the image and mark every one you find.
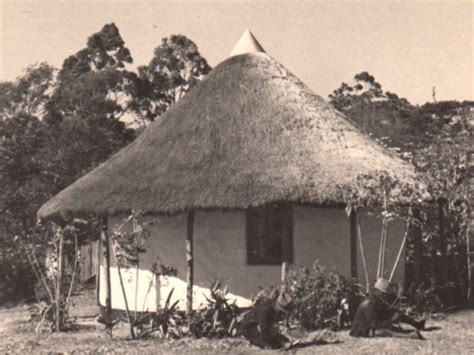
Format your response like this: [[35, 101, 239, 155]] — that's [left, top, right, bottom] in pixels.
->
[[350, 278, 426, 339], [238, 290, 293, 349]]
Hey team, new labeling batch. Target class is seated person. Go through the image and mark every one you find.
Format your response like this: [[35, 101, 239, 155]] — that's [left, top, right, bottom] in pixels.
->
[[350, 278, 425, 339], [238, 291, 292, 349]]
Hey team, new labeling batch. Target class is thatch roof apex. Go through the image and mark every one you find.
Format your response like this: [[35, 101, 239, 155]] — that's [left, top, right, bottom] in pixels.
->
[[38, 52, 423, 219], [230, 29, 265, 57]]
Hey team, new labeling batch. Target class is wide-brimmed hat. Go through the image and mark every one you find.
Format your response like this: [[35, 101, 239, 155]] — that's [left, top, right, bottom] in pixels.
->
[[374, 278, 391, 293]]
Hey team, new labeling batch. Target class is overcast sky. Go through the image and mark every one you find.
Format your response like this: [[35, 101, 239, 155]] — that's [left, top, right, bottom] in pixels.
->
[[1, 1, 472, 104]]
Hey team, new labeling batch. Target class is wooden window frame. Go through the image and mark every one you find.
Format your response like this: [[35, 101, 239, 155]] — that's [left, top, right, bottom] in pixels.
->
[[246, 203, 293, 265]]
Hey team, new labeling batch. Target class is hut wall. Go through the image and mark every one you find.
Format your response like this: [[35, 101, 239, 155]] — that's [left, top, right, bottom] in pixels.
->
[[293, 206, 351, 275], [99, 206, 406, 311]]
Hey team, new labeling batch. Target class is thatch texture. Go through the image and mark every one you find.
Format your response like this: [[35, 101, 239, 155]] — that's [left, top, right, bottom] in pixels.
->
[[39, 52, 421, 219]]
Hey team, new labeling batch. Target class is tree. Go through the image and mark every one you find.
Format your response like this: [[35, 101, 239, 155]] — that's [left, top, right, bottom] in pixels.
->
[[0, 64, 55, 303], [329, 72, 415, 151], [42, 23, 135, 192], [412, 105, 473, 303], [129, 34, 211, 125], [0, 63, 55, 234], [0, 63, 55, 120], [330, 72, 474, 306]]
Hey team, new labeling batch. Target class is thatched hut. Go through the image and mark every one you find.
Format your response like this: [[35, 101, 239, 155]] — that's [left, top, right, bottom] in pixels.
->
[[39, 30, 422, 312]]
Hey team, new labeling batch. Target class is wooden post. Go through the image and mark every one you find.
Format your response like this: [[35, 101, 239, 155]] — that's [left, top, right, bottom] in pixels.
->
[[96, 237, 101, 306], [56, 225, 64, 331], [100, 216, 112, 319], [186, 211, 195, 315], [281, 262, 289, 282], [350, 210, 358, 281]]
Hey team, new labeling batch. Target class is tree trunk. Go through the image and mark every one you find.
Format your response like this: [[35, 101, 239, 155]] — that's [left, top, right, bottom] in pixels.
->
[[186, 211, 194, 315], [350, 210, 358, 281]]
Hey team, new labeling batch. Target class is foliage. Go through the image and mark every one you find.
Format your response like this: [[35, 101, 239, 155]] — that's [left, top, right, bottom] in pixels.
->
[[129, 34, 211, 125], [134, 282, 240, 340], [27, 301, 77, 333], [331, 70, 473, 305], [282, 261, 360, 330], [17, 222, 81, 332], [42, 23, 136, 192], [0, 63, 55, 120], [186, 281, 240, 338], [398, 278, 443, 318], [134, 288, 184, 339]]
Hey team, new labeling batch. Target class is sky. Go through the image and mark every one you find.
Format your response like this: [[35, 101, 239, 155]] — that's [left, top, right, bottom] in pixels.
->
[[0, 1, 472, 104]]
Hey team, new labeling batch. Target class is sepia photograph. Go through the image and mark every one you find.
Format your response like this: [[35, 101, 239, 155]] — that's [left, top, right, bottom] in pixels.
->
[[0, 0, 472, 353]]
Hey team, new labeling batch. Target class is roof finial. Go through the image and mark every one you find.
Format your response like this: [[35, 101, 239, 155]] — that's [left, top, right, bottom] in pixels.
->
[[230, 29, 266, 57]]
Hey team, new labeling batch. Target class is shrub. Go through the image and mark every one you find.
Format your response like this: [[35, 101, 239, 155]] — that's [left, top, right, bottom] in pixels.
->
[[282, 261, 360, 330], [398, 278, 443, 317], [187, 281, 240, 338], [136, 281, 240, 339]]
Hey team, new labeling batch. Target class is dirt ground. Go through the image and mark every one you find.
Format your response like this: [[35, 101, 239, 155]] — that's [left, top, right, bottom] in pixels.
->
[[1, 292, 474, 354]]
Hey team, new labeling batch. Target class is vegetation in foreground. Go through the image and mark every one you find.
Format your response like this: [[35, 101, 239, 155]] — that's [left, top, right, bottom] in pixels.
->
[[1, 291, 473, 354]]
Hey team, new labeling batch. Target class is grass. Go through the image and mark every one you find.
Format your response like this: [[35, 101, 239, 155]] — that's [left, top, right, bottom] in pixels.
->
[[1, 293, 473, 354]]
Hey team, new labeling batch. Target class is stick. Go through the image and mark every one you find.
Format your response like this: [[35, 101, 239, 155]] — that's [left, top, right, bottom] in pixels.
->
[[112, 239, 136, 339], [357, 218, 370, 292], [377, 219, 385, 279], [381, 219, 387, 278], [389, 217, 410, 281], [22, 243, 54, 304], [65, 233, 79, 310]]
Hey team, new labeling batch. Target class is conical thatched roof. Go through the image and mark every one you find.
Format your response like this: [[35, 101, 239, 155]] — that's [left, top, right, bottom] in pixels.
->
[[38, 48, 422, 219]]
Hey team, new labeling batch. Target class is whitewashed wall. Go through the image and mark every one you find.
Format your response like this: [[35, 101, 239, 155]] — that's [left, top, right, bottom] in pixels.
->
[[99, 206, 406, 311]]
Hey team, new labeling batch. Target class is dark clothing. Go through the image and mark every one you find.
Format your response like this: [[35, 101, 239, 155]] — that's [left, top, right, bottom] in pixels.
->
[[238, 303, 289, 349], [350, 291, 424, 337], [350, 292, 396, 337]]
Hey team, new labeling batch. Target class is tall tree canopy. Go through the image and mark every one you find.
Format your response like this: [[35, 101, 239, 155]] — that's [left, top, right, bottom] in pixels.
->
[[129, 34, 211, 124], [43, 23, 135, 192]]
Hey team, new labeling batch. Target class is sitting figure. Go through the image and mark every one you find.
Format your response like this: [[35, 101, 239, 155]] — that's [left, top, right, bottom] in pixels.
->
[[350, 278, 426, 340], [238, 291, 292, 349]]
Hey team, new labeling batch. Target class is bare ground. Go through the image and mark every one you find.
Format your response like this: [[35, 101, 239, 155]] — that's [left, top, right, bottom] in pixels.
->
[[1, 293, 473, 354]]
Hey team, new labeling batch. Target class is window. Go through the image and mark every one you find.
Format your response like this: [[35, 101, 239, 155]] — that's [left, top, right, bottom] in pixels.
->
[[246, 203, 293, 265]]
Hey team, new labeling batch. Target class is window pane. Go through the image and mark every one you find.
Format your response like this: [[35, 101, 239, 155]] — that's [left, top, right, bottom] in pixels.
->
[[247, 204, 292, 265]]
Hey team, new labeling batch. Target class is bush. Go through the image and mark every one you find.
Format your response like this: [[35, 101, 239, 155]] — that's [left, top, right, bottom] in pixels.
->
[[282, 261, 360, 330], [0, 241, 36, 305], [398, 278, 443, 317], [186, 281, 240, 338], [136, 281, 240, 339]]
